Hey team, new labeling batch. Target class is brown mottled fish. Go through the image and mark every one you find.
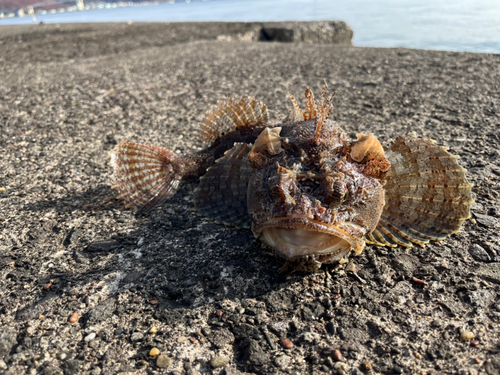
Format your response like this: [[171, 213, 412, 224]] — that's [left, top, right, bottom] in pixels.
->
[[110, 86, 473, 272]]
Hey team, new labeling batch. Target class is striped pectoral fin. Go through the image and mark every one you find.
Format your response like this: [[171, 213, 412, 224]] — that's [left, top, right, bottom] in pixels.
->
[[375, 134, 473, 247], [194, 143, 253, 229], [199, 97, 269, 144], [110, 142, 183, 214]]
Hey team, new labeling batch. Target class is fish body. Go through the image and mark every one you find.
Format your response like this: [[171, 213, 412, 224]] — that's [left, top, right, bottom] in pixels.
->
[[111, 86, 473, 272]]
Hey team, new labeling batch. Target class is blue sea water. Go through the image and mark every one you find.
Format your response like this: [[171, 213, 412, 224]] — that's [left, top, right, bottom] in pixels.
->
[[1, 0, 499, 53]]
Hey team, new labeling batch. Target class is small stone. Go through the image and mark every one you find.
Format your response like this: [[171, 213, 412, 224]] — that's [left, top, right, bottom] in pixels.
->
[[156, 355, 171, 368], [413, 351, 422, 360], [334, 362, 348, 374], [149, 348, 160, 357], [268, 322, 288, 337], [345, 262, 356, 273], [363, 361, 373, 372], [469, 244, 491, 262], [326, 322, 336, 335], [325, 357, 334, 368], [274, 354, 290, 369], [69, 313, 79, 323], [460, 331, 475, 340], [241, 339, 270, 366], [281, 339, 293, 349], [131, 332, 144, 342], [474, 213, 498, 227], [149, 300, 158, 305], [411, 276, 428, 286], [177, 336, 188, 344], [0, 360, 7, 370], [331, 349, 342, 361], [149, 326, 158, 334], [84, 332, 96, 342], [216, 310, 223, 317], [209, 356, 229, 368], [89, 340, 99, 348], [396, 296, 406, 304], [26, 326, 35, 335], [392, 365, 404, 374], [59, 353, 67, 360], [431, 275, 442, 281], [207, 328, 235, 349]]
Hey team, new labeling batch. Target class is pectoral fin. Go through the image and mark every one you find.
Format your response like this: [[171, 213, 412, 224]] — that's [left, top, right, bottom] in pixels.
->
[[366, 134, 473, 247]]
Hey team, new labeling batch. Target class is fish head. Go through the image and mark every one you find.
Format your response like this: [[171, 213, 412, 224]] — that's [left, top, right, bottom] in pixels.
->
[[247, 118, 390, 270]]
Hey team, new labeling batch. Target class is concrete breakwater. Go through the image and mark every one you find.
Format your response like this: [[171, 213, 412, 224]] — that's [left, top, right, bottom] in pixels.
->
[[0, 21, 353, 64]]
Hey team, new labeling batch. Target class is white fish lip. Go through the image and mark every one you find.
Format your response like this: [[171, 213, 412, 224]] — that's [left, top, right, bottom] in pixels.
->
[[252, 214, 365, 261]]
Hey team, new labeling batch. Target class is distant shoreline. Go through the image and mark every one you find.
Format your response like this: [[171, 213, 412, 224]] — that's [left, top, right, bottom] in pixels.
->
[[1, 0, 500, 54]]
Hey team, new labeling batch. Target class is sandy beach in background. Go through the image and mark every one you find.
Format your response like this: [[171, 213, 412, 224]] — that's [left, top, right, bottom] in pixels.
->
[[0, 22, 499, 375]]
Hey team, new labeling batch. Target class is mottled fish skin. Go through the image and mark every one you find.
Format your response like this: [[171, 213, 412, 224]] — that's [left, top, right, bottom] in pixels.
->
[[247, 119, 388, 272], [110, 86, 473, 272]]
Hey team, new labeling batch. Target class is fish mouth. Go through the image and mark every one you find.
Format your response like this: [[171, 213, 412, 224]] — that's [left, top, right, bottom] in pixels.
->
[[253, 214, 365, 262]]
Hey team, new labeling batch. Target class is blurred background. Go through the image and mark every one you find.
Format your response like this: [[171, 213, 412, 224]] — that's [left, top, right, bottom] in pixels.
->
[[0, 0, 499, 53]]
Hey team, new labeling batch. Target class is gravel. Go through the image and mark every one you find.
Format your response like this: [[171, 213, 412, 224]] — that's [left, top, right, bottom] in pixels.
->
[[0, 21, 499, 375]]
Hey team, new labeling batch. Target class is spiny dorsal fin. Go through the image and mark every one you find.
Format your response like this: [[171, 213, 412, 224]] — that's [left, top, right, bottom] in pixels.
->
[[304, 88, 317, 120], [287, 92, 305, 122], [286, 84, 337, 140], [314, 84, 336, 140], [200, 97, 269, 143]]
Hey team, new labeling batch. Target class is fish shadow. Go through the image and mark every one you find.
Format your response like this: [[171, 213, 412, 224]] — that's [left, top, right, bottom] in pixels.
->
[[21, 184, 122, 214], [15, 180, 306, 328]]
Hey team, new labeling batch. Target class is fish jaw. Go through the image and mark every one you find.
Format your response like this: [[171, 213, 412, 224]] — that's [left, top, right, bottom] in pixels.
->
[[252, 214, 366, 265]]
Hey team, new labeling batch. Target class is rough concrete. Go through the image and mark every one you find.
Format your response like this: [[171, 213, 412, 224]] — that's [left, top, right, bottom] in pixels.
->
[[0, 22, 499, 375]]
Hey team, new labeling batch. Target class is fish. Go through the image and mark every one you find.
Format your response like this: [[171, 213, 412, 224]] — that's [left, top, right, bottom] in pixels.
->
[[110, 85, 473, 272]]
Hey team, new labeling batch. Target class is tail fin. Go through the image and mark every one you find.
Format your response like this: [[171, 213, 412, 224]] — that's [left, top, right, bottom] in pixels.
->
[[110, 142, 182, 214]]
